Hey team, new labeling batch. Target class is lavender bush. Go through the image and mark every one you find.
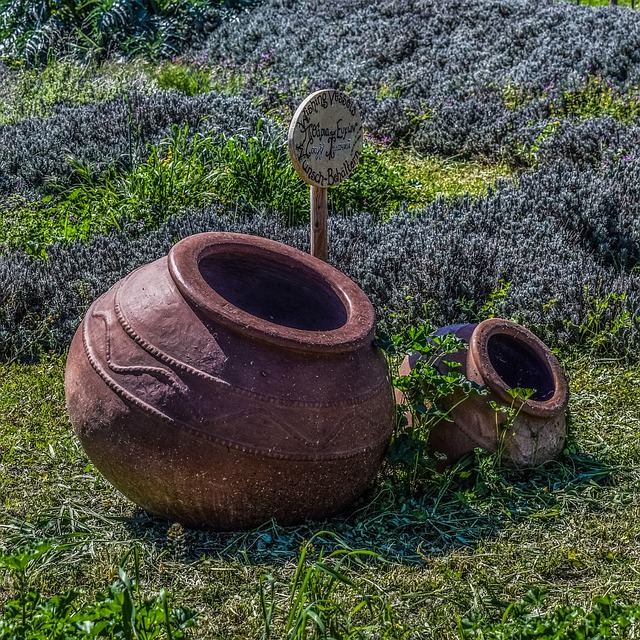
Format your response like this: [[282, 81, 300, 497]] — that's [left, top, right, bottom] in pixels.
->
[[201, 0, 640, 163], [0, 92, 261, 196], [0, 0, 639, 360], [1, 156, 638, 361]]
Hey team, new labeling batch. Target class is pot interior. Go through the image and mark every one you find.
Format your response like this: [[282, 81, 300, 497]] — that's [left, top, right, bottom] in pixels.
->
[[487, 334, 555, 401], [199, 252, 348, 331]]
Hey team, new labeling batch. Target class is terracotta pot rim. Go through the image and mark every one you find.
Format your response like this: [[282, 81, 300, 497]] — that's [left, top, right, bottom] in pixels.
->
[[168, 232, 375, 353], [469, 318, 569, 417]]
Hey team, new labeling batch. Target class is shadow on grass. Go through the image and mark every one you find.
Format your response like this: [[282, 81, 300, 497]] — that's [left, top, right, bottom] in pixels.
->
[[119, 449, 614, 565], [0, 450, 613, 567]]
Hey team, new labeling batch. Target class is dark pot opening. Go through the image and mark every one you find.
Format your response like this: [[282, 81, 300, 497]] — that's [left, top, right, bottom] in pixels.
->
[[487, 334, 555, 401], [198, 252, 348, 332]]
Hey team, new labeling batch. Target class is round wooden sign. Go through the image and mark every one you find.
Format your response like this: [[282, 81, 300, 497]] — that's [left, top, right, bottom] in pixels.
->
[[288, 90, 363, 189]]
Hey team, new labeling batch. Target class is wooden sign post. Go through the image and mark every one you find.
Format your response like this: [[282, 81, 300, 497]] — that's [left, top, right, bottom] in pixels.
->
[[288, 90, 363, 261]]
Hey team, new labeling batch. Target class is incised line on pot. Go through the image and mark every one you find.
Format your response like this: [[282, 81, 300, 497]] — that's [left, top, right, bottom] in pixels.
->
[[112, 284, 386, 410], [82, 305, 391, 461], [216, 408, 370, 450]]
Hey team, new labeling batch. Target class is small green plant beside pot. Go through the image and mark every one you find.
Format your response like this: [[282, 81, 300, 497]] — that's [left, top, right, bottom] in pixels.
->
[[378, 318, 569, 476], [376, 324, 488, 485]]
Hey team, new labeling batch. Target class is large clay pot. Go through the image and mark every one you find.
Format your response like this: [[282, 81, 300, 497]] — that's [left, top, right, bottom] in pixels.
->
[[400, 319, 569, 467], [65, 232, 394, 529]]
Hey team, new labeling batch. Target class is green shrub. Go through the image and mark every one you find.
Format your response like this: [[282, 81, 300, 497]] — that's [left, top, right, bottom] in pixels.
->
[[460, 589, 640, 639], [4, 121, 501, 254], [0, 544, 196, 639], [329, 143, 408, 219], [157, 61, 210, 96], [558, 75, 640, 122], [208, 119, 307, 218]]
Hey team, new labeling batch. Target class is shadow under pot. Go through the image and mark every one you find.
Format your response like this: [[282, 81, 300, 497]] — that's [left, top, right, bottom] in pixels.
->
[[399, 319, 569, 467], [65, 232, 395, 530]]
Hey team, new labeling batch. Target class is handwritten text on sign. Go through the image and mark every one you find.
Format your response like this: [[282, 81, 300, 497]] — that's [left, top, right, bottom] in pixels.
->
[[288, 90, 363, 189]]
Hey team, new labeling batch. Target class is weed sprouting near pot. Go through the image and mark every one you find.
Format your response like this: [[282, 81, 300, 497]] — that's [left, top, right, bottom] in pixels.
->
[[564, 287, 637, 357], [490, 386, 537, 464], [259, 532, 403, 640], [376, 324, 488, 486]]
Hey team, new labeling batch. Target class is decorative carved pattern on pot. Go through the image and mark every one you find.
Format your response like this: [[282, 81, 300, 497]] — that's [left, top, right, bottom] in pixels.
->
[[399, 319, 569, 467], [65, 232, 395, 529]]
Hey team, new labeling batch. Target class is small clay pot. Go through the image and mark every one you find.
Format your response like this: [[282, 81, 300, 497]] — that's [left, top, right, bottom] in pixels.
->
[[399, 319, 569, 467], [65, 232, 394, 529]]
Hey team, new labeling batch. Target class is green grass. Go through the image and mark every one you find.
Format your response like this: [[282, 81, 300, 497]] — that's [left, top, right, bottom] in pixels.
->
[[154, 58, 247, 96], [0, 125, 512, 256], [0, 57, 247, 126], [0, 59, 155, 125], [504, 75, 640, 123], [503, 74, 640, 166], [385, 150, 512, 207], [557, 76, 640, 122], [1, 351, 639, 637], [563, 0, 637, 6]]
